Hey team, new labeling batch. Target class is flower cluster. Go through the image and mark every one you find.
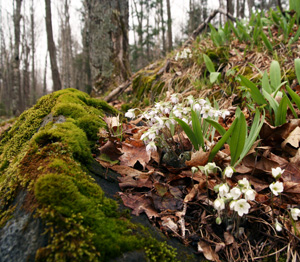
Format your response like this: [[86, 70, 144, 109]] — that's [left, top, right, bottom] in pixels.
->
[[174, 48, 192, 61], [269, 167, 284, 196], [125, 94, 230, 153]]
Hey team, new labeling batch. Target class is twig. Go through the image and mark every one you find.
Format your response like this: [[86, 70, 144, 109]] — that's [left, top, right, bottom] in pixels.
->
[[104, 80, 131, 102]]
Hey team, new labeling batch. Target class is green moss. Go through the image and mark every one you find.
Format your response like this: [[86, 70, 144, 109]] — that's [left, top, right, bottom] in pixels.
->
[[33, 121, 91, 163], [0, 88, 179, 261]]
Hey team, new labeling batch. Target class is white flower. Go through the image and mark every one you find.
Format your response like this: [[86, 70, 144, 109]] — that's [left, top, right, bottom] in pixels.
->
[[221, 110, 230, 119], [214, 198, 225, 211], [154, 116, 164, 127], [275, 219, 282, 232], [234, 199, 250, 217], [146, 141, 157, 152], [187, 95, 194, 105], [272, 167, 284, 180], [204, 162, 218, 175], [191, 167, 198, 174], [224, 166, 234, 178], [201, 105, 212, 119], [125, 109, 135, 119], [291, 208, 300, 221], [244, 189, 256, 201], [193, 103, 201, 112], [173, 109, 182, 118], [229, 187, 242, 200], [238, 178, 251, 193], [219, 183, 230, 198], [170, 94, 179, 104], [229, 200, 236, 210], [269, 181, 284, 196]]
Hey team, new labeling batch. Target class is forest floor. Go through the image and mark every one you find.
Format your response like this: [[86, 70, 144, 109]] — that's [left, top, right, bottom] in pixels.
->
[[96, 9, 300, 262]]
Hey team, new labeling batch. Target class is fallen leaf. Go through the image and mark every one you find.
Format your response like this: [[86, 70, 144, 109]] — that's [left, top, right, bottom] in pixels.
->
[[281, 126, 300, 156], [186, 149, 209, 167], [99, 140, 122, 161], [224, 232, 234, 245], [119, 139, 151, 169], [161, 217, 178, 232], [197, 241, 220, 262], [119, 192, 159, 219]]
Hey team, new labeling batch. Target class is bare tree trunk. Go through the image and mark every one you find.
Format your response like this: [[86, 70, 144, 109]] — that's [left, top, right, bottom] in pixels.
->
[[43, 52, 48, 95], [166, 0, 172, 52], [30, 0, 36, 104], [160, 0, 166, 55], [240, 0, 246, 18], [45, 0, 61, 91], [12, 0, 22, 115], [227, 0, 234, 17], [247, 0, 254, 16], [236, 0, 240, 18]]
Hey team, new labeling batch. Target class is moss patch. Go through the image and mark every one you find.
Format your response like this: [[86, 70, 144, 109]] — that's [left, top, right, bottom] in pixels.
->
[[0, 88, 179, 262]]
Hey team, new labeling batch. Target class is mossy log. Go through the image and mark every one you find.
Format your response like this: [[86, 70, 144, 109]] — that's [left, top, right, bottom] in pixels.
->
[[0, 89, 196, 262]]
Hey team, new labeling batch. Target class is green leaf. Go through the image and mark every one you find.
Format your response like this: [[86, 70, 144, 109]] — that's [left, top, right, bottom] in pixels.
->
[[239, 75, 267, 105], [288, 25, 300, 45], [270, 60, 281, 91], [261, 31, 273, 52], [262, 89, 279, 115], [235, 109, 265, 166], [275, 95, 288, 126], [175, 117, 199, 151], [208, 118, 237, 162], [295, 59, 300, 84], [203, 54, 215, 73], [286, 85, 300, 109], [229, 110, 247, 166], [262, 71, 272, 94], [210, 72, 220, 84], [191, 110, 204, 150], [204, 119, 226, 136]]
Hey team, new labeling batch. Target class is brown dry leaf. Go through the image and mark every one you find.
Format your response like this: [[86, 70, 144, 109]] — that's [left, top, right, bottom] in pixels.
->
[[290, 149, 300, 165], [161, 217, 178, 232], [99, 140, 122, 161], [119, 192, 159, 219], [184, 184, 200, 203], [103, 116, 120, 130], [151, 191, 183, 212], [281, 126, 300, 156], [224, 232, 235, 245], [118, 173, 153, 190], [154, 182, 169, 197], [186, 149, 209, 167], [283, 182, 300, 194], [282, 163, 300, 183], [197, 241, 220, 262], [119, 139, 151, 169]]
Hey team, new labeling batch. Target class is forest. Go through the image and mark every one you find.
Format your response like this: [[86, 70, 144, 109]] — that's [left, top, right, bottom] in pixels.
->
[[0, 0, 300, 262]]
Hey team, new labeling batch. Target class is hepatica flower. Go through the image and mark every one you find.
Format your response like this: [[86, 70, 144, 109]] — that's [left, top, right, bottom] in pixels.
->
[[224, 166, 234, 178], [214, 198, 225, 211], [244, 189, 256, 201], [218, 183, 230, 198], [238, 178, 251, 193], [146, 141, 157, 152], [269, 181, 284, 196], [234, 199, 251, 217], [228, 187, 242, 200], [291, 208, 300, 221], [125, 109, 136, 119], [274, 219, 282, 232], [271, 167, 285, 180]]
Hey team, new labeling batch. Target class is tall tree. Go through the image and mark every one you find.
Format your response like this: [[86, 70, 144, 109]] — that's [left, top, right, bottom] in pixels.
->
[[30, 0, 36, 104], [12, 0, 22, 115], [227, 0, 234, 16], [166, 0, 172, 52], [159, 0, 166, 55], [45, 0, 62, 91], [83, 0, 130, 93]]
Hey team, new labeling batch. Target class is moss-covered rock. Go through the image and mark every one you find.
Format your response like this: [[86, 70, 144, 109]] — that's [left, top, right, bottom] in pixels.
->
[[0, 88, 183, 262]]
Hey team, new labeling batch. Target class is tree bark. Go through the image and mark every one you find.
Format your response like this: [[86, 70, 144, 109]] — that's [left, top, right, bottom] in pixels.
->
[[166, 0, 172, 52], [30, 0, 36, 104], [45, 0, 61, 91], [12, 0, 22, 115], [227, 0, 234, 17], [160, 0, 166, 55]]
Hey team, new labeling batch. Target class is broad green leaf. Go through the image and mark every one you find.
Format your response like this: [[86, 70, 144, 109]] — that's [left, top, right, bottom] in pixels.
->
[[275, 95, 288, 126], [262, 71, 272, 93], [203, 54, 215, 73], [208, 118, 237, 162], [230, 111, 247, 166], [191, 110, 204, 150], [286, 85, 300, 109], [175, 118, 199, 151], [270, 61, 281, 91], [204, 119, 226, 136], [262, 89, 279, 114], [210, 72, 220, 84], [239, 75, 267, 105], [286, 95, 298, 119], [236, 109, 265, 166], [295, 59, 300, 84], [261, 31, 273, 52]]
